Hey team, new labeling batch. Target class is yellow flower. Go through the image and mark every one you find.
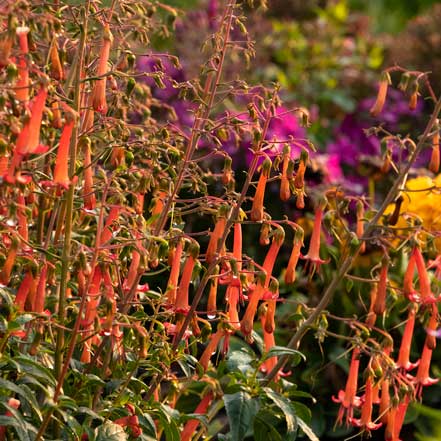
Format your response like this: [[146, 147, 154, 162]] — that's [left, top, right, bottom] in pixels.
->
[[385, 175, 441, 250]]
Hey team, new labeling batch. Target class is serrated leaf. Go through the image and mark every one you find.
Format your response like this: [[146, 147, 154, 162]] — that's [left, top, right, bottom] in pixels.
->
[[95, 421, 128, 441], [263, 388, 297, 440], [224, 392, 259, 441], [297, 418, 319, 441]]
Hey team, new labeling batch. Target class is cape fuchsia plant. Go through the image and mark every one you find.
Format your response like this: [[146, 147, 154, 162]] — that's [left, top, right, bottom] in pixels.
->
[[0, 1, 440, 440]]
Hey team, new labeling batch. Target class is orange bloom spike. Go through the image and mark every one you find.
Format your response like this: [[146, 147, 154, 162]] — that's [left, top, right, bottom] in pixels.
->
[[53, 113, 75, 189], [285, 228, 303, 285], [91, 25, 113, 114], [250, 157, 271, 221]]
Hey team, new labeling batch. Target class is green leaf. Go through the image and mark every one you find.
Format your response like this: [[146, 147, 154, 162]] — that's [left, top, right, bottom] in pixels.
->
[[226, 350, 255, 374], [263, 388, 297, 440], [95, 421, 128, 441], [0, 378, 42, 420], [263, 346, 306, 363], [291, 402, 312, 423], [224, 392, 259, 441], [253, 410, 283, 441], [297, 418, 319, 441]]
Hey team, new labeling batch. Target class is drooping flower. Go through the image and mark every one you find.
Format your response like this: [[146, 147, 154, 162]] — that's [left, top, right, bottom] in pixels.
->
[[332, 348, 362, 426], [370, 72, 391, 117], [396, 305, 419, 371], [250, 157, 271, 221], [350, 376, 382, 432]]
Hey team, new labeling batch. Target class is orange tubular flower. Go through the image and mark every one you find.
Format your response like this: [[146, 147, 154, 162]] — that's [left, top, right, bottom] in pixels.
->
[[180, 391, 214, 441], [81, 137, 96, 210], [385, 396, 410, 441], [285, 228, 304, 285], [302, 197, 328, 275], [403, 252, 417, 302], [293, 149, 308, 190], [413, 246, 437, 304], [240, 271, 266, 336], [16, 84, 48, 156], [166, 239, 183, 305], [15, 270, 35, 311], [226, 281, 241, 329], [15, 26, 30, 103], [260, 308, 278, 376], [264, 280, 278, 334], [429, 123, 440, 173], [370, 72, 390, 117], [425, 304, 438, 351], [413, 340, 438, 398], [0, 236, 19, 286], [373, 256, 389, 315], [17, 193, 28, 244], [49, 38, 64, 80], [53, 112, 75, 189], [99, 206, 121, 245], [207, 265, 219, 319], [280, 145, 291, 201], [350, 376, 382, 432], [175, 242, 199, 313], [33, 263, 47, 313], [262, 227, 285, 282], [332, 347, 362, 426], [199, 330, 224, 371], [356, 200, 365, 254], [206, 205, 229, 264], [91, 25, 113, 114], [250, 157, 271, 221], [233, 221, 242, 270], [396, 305, 419, 371]]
